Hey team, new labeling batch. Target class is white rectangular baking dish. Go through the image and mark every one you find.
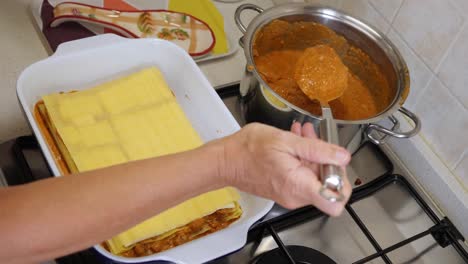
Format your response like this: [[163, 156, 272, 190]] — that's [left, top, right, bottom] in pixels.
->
[[17, 34, 273, 264]]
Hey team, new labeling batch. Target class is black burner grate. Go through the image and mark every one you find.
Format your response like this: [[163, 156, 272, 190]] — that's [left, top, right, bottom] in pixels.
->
[[243, 174, 468, 264], [252, 245, 336, 264]]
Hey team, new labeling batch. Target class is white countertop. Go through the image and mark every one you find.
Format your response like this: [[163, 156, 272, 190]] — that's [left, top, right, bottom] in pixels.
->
[[0, 0, 48, 142], [0, 0, 273, 142]]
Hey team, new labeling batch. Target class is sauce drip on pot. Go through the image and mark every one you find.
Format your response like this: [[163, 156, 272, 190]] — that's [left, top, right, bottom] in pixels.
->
[[253, 20, 390, 120]]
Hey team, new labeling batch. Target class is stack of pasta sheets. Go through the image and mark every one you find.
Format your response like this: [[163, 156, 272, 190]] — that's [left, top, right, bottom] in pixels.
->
[[40, 67, 241, 256]]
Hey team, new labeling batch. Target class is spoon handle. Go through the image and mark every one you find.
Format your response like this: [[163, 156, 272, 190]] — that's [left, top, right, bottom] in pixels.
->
[[319, 106, 345, 202]]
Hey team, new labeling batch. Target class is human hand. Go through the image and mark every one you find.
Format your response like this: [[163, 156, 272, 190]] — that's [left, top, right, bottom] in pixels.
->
[[218, 122, 352, 216]]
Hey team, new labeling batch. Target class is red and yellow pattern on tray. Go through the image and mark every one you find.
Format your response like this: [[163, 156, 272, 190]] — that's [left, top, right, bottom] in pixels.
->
[[51, 2, 216, 57]]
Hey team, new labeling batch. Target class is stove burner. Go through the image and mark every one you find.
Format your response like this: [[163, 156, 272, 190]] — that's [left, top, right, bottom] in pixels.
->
[[253, 245, 336, 264]]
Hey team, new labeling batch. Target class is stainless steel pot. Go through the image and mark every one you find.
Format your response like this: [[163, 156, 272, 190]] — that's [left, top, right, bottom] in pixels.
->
[[235, 3, 421, 150]]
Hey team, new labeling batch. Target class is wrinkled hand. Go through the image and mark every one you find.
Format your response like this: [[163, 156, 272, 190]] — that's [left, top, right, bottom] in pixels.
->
[[219, 122, 352, 216]]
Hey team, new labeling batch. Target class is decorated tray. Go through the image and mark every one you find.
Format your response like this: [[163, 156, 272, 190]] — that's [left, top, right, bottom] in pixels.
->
[[30, 0, 238, 62]]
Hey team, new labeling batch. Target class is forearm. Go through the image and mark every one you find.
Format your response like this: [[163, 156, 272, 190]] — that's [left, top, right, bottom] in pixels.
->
[[0, 143, 224, 264]]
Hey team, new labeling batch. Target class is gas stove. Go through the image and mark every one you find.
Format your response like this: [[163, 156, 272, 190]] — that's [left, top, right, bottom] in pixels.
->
[[1, 84, 467, 264]]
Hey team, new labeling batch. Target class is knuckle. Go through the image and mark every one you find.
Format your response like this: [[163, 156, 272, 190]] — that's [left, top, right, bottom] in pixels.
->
[[281, 198, 299, 209], [279, 184, 304, 209], [243, 122, 263, 135]]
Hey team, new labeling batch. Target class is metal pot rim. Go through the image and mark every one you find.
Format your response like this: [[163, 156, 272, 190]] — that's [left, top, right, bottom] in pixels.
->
[[239, 3, 410, 125]]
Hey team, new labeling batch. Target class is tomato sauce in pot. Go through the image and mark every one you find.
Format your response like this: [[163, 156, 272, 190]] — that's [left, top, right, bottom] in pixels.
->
[[253, 20, 391, 120]]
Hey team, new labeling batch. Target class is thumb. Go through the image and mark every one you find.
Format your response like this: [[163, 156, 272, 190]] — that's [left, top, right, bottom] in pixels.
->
[[285, 133, 351, 166]]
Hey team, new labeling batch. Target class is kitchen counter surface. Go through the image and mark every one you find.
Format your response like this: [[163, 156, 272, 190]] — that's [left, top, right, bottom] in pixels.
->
[[0, 0, 48, 142]]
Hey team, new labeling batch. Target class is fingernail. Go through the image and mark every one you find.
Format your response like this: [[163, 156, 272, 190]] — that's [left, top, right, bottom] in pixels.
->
[[336, 149, 350, 163]]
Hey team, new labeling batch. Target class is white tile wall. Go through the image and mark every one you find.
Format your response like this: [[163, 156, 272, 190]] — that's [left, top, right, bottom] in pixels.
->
[[302, 0, 342, 7], [382, 0, 468, 190], [339, 0, 390, 33], [413, 77, 468, 169], [451, 0, 468, 14], [304, 0, 389, 33], [437, 23, 468, 108], [369, 0, 403, 23], [377, 0, 467, 187], [392, 0, 464, 70], [386, 29, 433, 109]]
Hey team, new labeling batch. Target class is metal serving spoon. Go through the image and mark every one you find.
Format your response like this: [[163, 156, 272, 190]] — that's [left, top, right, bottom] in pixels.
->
[[294, 45, 348, 202]]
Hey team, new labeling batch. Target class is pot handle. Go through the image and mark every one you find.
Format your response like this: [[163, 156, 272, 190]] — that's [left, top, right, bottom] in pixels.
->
[[235, 4, 265, 34], [365, 107, 421, 145]]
